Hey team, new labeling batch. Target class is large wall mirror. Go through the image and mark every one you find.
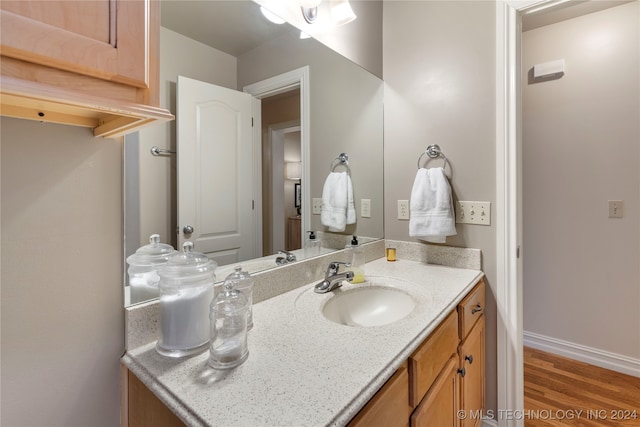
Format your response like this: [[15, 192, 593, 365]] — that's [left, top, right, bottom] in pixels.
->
[[124, 0, 384, 306]]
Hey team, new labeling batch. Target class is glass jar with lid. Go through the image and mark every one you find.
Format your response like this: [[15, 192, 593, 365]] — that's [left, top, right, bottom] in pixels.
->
[[126, 234, 176, 303], [156, 242, 217, 358], [208, 275, 249, 369], [222, 266, 255, 330]]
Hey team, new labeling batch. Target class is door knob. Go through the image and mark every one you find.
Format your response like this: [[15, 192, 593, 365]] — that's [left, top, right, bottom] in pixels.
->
[[183, 225, 194, 234]]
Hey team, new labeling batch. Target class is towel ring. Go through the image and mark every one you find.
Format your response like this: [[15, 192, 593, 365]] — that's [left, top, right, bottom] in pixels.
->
[[330, 152, 351, 174], [417, 144, 449, 170]]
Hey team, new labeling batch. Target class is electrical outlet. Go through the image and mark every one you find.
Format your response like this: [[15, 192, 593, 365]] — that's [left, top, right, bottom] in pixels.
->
[[398, 200, 409, 220], [456, 201, 491, 225], [312, 198, 323, 215], [608, 200, 623, 218], [361, 199, 371, 218]]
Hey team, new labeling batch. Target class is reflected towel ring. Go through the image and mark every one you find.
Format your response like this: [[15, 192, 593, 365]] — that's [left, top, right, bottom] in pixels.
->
[[330, 152, 351, 174], [417, 144, 448, 170]]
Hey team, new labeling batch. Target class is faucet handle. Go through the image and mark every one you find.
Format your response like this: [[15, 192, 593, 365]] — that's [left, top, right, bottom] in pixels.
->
[[278, 250, 297, 262], [326, 261, 351, 276]]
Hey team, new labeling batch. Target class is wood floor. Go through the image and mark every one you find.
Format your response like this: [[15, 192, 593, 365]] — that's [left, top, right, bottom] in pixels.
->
[[524, 347, 640, 427]]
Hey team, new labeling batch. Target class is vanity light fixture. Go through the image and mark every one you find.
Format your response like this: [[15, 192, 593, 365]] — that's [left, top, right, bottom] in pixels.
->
[[260, 6, 286, 25], [285, 162, 302, 180], [299, 0, 322, 24], [330, 0, 356, 26]]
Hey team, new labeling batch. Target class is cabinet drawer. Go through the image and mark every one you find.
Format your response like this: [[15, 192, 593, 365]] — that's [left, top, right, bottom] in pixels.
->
[[347, 362, 411, 427], [458, 280, 485, 339], [408, 310, 458, 408]]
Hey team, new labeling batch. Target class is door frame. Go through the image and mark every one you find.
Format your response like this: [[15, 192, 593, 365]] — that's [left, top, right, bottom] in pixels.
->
[[243, 66, 311, 249], [496, 1, 551, 425]]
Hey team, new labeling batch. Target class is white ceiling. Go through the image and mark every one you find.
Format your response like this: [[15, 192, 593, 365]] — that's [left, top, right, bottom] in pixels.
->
[[161, 1, 293, 57], [522, 0, 634, 31]]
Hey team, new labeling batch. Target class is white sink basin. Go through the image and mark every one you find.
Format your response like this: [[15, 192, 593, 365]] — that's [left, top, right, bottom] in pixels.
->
[[322, 286, 416, 327]]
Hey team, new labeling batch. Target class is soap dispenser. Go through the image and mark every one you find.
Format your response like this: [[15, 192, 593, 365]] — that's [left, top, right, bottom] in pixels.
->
[[208, 275, 249, 369], [345, 235, 365, 283], [305, 231, 321, 256]]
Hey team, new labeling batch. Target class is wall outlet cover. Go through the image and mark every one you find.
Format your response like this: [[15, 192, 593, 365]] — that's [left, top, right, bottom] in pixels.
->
[[312, 198, 323, 215], [398, 200, 409, 220], [361, 199, 371, 218]]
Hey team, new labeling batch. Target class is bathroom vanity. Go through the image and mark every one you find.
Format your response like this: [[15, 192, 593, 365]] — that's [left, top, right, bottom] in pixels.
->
[[123, 254, 485, 426]]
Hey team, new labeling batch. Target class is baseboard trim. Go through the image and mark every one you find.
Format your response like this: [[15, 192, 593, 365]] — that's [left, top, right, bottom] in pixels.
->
[[524, 331, 640, 378]]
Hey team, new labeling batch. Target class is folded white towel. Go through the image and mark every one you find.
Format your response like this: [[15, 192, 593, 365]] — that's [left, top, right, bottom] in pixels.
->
[[321, 172, 356, 232], [409, 167, 456, 243]]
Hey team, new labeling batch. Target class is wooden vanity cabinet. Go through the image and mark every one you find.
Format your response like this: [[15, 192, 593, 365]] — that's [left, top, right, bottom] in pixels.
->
[[0, 0, 174, 138], [346, 280, 486, 427], [410, 355, 460, 427], [457, 281, 486, 427], [125, 280, 487, 427], [347, 362, 412, 427]]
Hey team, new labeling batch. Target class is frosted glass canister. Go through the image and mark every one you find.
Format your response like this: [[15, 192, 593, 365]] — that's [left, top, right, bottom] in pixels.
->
[[126, 234, 176, 302], [156, 242, 217, 358]]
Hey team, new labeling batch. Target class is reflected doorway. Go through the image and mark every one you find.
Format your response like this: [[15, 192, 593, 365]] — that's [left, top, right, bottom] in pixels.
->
[[260, 89, 301, 255]]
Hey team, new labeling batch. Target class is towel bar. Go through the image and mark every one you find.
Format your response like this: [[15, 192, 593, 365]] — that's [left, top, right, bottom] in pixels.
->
[[417, 144, 448, 170], [151, 146, 176, 156], [330, 152, 351, 174]]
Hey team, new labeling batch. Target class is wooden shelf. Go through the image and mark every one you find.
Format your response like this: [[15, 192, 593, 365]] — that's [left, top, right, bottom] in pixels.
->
[[1, 76, 173, 138]]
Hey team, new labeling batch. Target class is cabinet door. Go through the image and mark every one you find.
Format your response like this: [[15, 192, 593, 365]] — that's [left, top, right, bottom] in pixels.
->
[[459, 317, 485, 427], [1, 0, 148, 88], [411, 356, 459, 427], [127, 370, 185, 427], [348, 362, 412, 427], [409, 310, 458, 408]]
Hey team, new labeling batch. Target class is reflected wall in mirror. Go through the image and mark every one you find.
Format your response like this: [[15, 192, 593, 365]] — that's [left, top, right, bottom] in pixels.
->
[[124, 0, 384, 306]]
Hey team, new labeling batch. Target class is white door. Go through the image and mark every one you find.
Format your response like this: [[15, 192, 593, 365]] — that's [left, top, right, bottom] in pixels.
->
[[177, 75, 258, 266]]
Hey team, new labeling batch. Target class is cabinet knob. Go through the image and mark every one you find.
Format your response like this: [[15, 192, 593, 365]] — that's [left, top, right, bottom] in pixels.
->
[[465, 354, 474, 364], [457, 367, 466, 378], [183, 225, 194, 234], [471, 303, 483, 314]]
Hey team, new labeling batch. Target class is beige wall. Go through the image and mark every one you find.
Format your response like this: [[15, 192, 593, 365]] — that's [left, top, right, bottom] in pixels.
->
[[1, 118, 124, 426], [523, 3, 640, 358], [382, 0, 498, 412]]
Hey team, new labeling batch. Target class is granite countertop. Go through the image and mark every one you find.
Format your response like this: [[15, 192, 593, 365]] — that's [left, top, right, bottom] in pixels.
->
[[123, 257, 483, 427]]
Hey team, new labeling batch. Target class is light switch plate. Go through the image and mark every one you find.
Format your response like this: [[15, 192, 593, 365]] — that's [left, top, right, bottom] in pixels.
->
[[456, 201, 491, 225], [361, 199, 371, 218], [608, 200, 623, 218], [312, 198, 322, 215]]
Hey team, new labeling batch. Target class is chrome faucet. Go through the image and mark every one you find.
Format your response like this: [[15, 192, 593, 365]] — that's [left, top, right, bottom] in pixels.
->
[[314, 261, 354, 293], [276, 250, 297, 265]]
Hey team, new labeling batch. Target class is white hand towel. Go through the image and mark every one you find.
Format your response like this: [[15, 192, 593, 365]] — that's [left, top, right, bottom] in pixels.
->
[[321, 172, 356, 232], [409, 167, 456, 243]]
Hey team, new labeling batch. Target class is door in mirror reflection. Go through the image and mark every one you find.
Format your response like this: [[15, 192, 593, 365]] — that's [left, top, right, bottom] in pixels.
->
[[177, 75, 259, 266]]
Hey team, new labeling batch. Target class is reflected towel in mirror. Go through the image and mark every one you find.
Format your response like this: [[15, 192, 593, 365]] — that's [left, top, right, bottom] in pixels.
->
[[409, 167, 456, 243], [321, 171, 356, 232]]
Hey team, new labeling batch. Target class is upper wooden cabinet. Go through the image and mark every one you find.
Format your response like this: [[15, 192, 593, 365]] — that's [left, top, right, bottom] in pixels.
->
[[0, 0, 174, 138]]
